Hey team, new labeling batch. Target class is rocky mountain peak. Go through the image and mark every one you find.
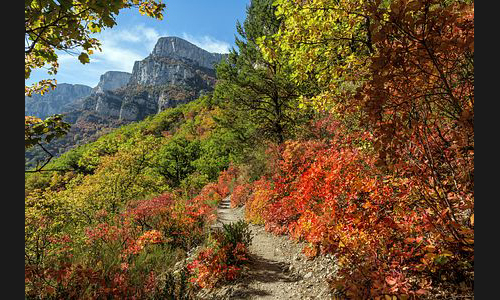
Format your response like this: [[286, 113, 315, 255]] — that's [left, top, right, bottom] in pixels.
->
[[150, 36, 225, 69], [129, 36, 224, 87]]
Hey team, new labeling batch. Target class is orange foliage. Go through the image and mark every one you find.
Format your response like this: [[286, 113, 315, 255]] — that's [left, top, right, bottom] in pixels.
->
[[187, 233, 249, 289], [245, 178, 275, 225], [230, 183, 253, 208]]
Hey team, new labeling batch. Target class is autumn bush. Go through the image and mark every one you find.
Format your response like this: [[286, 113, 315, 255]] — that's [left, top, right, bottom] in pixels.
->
[[245, 178, 275, 225], [125, 193, 215, 251], [187, 220, 251, 289], [230, 183, 253, 208], [216, 164, 240, 197]]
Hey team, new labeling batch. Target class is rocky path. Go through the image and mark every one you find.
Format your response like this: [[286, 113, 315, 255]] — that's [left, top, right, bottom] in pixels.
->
[[200, 196, 337, 300], [211, 195, 244, 229]]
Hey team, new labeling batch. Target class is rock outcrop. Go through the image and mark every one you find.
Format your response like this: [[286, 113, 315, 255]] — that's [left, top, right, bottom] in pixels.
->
[[93, 71, 132, 94]]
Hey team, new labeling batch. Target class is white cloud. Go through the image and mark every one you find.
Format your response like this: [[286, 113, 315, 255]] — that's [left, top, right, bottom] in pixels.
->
[[101, 23, 162, 53], [81, 24, 164, 77], [181, 33, 230, 54], [93, 45, 143, 72], [137, 24, 162, 49], [113, 30, 142, 43]]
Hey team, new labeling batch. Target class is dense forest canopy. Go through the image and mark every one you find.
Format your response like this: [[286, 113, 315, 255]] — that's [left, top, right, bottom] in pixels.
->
[[25, 0, 473, 298]]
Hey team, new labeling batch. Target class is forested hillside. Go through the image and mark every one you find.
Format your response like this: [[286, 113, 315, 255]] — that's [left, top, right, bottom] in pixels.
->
[[25, 0, 474, 299]]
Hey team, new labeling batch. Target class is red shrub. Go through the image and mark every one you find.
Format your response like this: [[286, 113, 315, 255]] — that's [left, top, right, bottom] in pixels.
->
[[230, 183, 253, 208], [216, 164, 240, 198], [245, 178, 275, 225], [187, 236, 249, 289]]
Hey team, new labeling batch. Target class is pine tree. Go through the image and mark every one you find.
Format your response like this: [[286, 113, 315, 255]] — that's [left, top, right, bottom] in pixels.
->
[[214, 0, 312, 144]]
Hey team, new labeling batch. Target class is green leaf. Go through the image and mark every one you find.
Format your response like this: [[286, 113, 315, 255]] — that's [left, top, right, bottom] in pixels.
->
[[78, 52, 90, 64]]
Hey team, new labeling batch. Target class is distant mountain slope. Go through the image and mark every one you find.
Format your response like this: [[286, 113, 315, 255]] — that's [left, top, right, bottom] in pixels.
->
[[25, 83, 93, 120]]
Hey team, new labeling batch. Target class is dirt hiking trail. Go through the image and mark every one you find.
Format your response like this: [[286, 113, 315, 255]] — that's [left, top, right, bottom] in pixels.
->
[[199, 195, 337, 299]]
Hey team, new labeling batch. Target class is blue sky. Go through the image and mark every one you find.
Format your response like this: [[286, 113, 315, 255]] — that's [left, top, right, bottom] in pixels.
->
[[26, 0, 250, 88]]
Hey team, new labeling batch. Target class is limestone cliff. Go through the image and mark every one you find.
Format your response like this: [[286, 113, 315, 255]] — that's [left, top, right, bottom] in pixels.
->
[[93, 71, 132, 94], [129, 36, 224, 86]]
